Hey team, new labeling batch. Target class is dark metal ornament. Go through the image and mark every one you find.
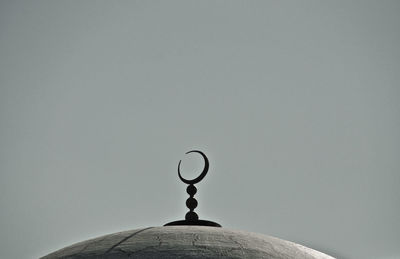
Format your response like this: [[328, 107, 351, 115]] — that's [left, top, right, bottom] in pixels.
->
[[164, 150, 221, 227], [178, 150, 209, 185]]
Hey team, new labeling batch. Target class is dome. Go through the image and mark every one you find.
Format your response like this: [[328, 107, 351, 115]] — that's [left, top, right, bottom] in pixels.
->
[[42, 226, 333, 259], [42, 150, 335, 258]]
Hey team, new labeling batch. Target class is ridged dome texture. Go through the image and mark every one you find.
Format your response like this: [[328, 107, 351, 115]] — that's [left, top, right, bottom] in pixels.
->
[[42, 226, 334, 259]]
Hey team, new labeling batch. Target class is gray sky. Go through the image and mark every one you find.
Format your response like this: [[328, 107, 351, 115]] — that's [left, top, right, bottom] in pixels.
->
[[1, 1, 399, 258]]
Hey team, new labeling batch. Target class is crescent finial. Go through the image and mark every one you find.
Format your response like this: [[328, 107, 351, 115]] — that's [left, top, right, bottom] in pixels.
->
[[164, 150, 221, 227]]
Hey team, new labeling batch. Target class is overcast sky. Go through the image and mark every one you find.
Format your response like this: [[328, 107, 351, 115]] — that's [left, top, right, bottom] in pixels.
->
[[1, 1, 399, 259]]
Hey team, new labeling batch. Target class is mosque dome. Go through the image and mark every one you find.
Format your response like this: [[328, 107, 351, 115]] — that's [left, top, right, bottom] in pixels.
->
[[41, 150, 334, 259], [42, 226, 333, 259]]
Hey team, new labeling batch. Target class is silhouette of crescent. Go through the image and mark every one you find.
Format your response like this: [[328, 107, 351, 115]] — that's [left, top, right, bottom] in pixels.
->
[[178, 150, 209, 185]]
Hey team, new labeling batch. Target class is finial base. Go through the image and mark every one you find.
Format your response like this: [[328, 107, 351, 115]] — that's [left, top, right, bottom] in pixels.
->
[[164, 220, 221, 227]]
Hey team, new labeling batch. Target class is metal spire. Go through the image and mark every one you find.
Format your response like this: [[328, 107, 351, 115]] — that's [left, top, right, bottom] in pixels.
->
[[164, 150, 221, 227]]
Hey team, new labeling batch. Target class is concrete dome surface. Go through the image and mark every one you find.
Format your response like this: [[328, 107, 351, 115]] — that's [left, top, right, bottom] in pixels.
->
[[42, 226, 334, 259]]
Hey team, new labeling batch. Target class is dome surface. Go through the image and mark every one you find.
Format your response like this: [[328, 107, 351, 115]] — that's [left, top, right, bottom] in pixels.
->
[[42, 226, 334, 259]]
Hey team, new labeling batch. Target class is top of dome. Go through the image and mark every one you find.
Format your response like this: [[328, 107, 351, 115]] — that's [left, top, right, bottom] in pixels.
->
[[41, 150, 335, 258], [42, 226, 334, 259]]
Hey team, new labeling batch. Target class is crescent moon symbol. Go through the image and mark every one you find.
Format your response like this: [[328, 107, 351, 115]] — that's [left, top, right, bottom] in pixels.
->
[[178, 150, 209, 185]]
